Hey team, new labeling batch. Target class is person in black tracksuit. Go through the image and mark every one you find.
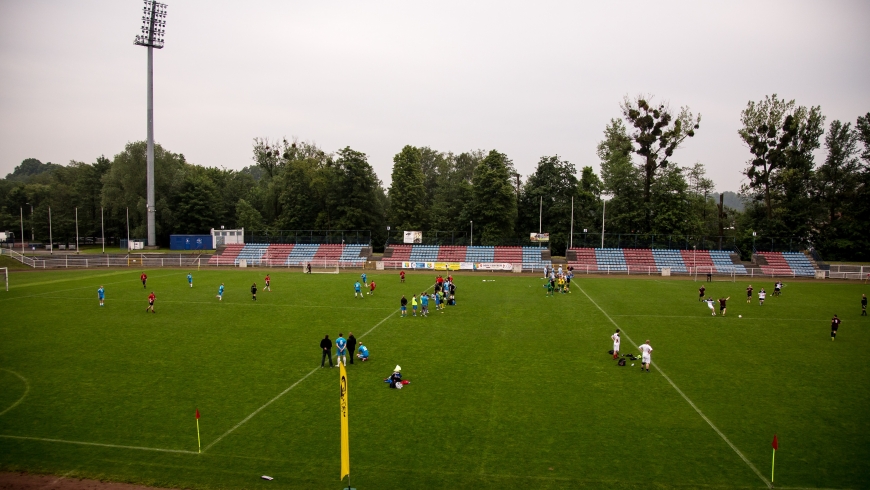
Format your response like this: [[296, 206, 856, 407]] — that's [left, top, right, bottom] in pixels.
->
[[320, 335, 334, 367], [347, 333, 357, 364], [251, 283, 257, 301]]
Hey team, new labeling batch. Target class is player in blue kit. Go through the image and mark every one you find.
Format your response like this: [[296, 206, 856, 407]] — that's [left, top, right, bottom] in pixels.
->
[[216, 283, 224, 301], [420, 292, 429, 317], [361, 272, 367, 286], [336, 333, 348, 366], [354, 281, 362, 298], [98, 286, 105, 306], [187, 273, 193, 288]]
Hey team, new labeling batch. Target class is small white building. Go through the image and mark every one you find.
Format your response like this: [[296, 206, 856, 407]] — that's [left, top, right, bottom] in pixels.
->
[[211, 228, 244, 246]]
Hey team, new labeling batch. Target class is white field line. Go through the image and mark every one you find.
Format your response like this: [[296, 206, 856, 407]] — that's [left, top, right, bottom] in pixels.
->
[[0, 434, 198, 454], [0, 271, 182, 302], [0, 369, 29, 417], [204, 288, 420, 452], [576, 286, 773, 489], [30, 296, 394, 310]]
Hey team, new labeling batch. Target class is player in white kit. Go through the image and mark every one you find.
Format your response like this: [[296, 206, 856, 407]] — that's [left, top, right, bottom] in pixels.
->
[[611, 329, 621, 359], [703, 297, 716, 315], [639, 340, 653, 373], [758, 288, 766, 305]]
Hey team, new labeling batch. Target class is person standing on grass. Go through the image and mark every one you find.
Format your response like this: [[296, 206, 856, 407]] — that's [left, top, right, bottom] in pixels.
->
[[188, 273, 193, 288], [347, 332, 357, 364], [320, 335, 334, 368], [420, 291, 429, 317], [369, 280, 376, 295], [146, 291, 156, 313], [400, 295, 408, 317], [306, 263, 312, 274], [251, 283, 257, 301], [140, 272, 147, 289], [746, 284, 753, 303], [861, 294, 867, 316], [217, 283, 224, 301], [336, 333, 348, 366], [831, 315, 841, 341], [698, 285, 706, 301], [639, 340, 653, 373], [361, 272, 367, 286], [98, 285, 105, 307], [774, 281, 782, 296], [411, 294, 418, 316], [611, 329, 620, 359], [704, 297, 716, 315], [354, 281, 362, 298], [759, 288, 766, 305], [264, 274, 271, 292], [718, 296, 730, 316]]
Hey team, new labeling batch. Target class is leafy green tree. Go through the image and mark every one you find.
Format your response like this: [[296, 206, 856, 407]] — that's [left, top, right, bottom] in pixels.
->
[[518, 155, 578, 253], [472, 150, 516, 245], [388, 145, 426, 231], [235, 198, 265, 232], [597, 119, 644, 234], [621, 95, 700, 229], [173, 171, 220, 234], [332, 147, 386, 232]]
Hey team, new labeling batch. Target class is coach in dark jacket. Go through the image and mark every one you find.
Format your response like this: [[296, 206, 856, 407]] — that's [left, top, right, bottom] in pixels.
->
[[347, 333, 357, 364], [320, 335, 333, 368]]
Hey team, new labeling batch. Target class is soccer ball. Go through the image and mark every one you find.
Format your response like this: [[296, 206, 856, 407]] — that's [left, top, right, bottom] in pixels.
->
[[739, 315, 742, 318], [631, 363, 635, 367]]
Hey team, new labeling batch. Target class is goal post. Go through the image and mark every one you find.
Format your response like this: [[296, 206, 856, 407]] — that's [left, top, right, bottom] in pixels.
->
[[303, 260, 340, 274], [0, 267, 7, 291]]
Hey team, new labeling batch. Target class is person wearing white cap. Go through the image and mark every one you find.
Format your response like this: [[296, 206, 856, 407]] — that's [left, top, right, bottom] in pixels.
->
[[386, 365, 403, 389]]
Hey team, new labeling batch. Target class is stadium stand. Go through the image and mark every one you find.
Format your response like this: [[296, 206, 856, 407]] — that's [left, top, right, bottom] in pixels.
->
[[263, 244, 294, 266], [568, 247, 749, 275], [757, 251, 815, 276], [595, 248, 628, 271], [285, 244, 320, 265], [234, 243, 270, 265], [652, 249, 688, 272], [522, 247, 551, 271], [208, 244, 243, 265], [339, 244, 367, 266], [464, 246, 495, 262], [709, 250, 747, 274]]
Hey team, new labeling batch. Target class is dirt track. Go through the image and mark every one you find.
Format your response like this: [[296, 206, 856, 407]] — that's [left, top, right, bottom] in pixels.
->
[[0, 473, 172, 490]]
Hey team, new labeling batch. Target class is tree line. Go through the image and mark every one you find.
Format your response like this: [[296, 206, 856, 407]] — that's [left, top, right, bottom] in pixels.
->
[[0, 94, 867, 259]]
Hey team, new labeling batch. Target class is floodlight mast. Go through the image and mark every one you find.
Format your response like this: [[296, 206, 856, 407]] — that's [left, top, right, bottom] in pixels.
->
[[134, 0, 167, 248]]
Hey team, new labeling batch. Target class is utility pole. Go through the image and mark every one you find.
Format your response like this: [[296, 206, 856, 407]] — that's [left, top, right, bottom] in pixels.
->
[[134, 0, 168, 248]]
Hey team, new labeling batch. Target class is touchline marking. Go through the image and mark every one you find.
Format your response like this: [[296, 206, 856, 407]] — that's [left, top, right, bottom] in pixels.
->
[[31, 296, 394, 310], [0, 434, 198, 454], [576, 286, 773, 489], [204, 298, 410, 452], [0, 369, 29, 417], [0, 271, 181, 302]]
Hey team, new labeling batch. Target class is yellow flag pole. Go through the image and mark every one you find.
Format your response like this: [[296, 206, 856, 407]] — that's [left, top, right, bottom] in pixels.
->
[[196, 409, 201, 453], [771, 448, 775, 483]]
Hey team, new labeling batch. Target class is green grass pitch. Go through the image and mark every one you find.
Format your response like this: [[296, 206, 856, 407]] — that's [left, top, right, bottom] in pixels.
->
[[0, 268, 868, 489]]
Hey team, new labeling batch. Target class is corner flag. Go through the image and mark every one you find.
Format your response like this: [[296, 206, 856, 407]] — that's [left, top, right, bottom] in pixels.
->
[[195, 409, 201, 453], [771, 434, 778, 482], [339, 362, 350, 481]]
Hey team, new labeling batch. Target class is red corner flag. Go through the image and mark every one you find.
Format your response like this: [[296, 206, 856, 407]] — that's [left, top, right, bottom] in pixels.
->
[[772, 434, 778, 450], [195, 409, 202, 453], [196, 409, 200, 419]]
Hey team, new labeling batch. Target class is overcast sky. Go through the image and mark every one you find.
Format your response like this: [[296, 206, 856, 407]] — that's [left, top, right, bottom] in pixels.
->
[[1, 1, 868, 192]]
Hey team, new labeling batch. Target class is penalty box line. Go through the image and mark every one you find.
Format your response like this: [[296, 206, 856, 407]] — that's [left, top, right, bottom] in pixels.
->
[[576, 286, 773, 489], [0, 434, 198, 455], [203, 290, 420, 453]]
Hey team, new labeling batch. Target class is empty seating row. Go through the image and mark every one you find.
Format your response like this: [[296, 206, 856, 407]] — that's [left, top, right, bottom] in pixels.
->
[[568, 248, 750, 274], [757, 252, 815, 277], [207, 243, 367, 266]]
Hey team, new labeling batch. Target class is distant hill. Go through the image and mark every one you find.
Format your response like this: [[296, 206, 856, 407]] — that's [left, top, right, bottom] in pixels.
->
[[4, 158, 61, 182], [711, 191, 745, 211]]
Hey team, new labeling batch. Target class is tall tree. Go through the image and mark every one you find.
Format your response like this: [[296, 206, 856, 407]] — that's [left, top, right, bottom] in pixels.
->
[[518, 155, 578, 253], [388, 145, 425, 231], [472, 150, 517, 245], [597, 119, 644, 234], [621, 95, 700, 229], [332, 147, 386, 232]]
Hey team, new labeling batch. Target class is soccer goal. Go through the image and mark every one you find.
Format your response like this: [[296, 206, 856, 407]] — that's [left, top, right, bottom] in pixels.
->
[[303, 260, 340, 274], [0, 267, 8, 291]]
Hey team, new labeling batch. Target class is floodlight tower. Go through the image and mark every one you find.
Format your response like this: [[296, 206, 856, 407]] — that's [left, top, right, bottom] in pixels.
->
[[134, 0, 168, 248]]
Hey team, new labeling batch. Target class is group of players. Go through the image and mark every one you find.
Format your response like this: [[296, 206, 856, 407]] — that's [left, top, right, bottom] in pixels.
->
[[697, 281, 784, 316], [399, 272, 456, 317], [543, 265, 573, 295]]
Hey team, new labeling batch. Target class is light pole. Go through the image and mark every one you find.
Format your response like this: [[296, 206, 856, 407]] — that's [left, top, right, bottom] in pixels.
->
[[19, 207, 24, 253], [27, 203, 33, 241], [134, 0, 168, 248], [48, 206, 53, 255], [600, 194, 611, 249], [569, 196, 574, 250], [470, 221, 473, 247]]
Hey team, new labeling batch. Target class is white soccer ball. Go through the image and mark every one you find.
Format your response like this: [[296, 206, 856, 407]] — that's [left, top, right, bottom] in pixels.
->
[[631, 363, 635, 367], [739, 315, 742, 318]]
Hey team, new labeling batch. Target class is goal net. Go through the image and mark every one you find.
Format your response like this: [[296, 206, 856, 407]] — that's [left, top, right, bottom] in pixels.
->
[[303, 260, 340, 274], [0, 267, 7, 291]]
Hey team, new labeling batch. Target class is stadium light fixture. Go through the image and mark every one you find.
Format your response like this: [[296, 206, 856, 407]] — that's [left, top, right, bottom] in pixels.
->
[[133, 0, 169, 248]]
